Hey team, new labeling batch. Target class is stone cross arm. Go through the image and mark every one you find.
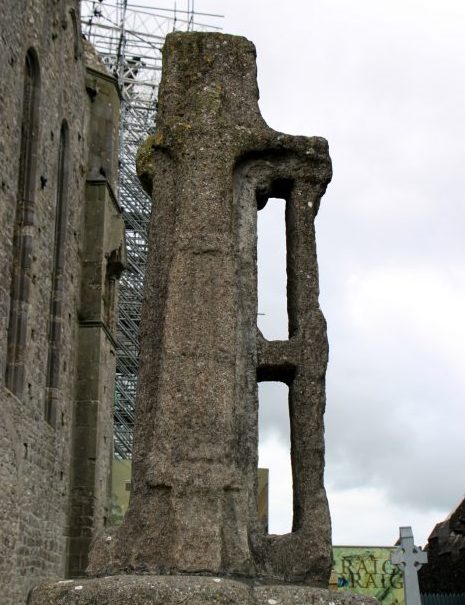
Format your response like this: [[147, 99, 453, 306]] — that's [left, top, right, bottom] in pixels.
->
[[391, 527, 428, 568]]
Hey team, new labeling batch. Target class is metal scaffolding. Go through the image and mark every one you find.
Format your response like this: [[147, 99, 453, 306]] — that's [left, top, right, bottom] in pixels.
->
[[80, 1, 223, 458]]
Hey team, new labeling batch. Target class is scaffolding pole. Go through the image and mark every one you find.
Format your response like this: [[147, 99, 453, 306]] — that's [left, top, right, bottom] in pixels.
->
[[80, 0, 223, 458]]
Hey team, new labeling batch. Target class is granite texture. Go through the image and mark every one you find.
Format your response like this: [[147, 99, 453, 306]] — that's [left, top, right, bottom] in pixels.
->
[[29, 575, 378, 605], [88, 31, 332, 587]]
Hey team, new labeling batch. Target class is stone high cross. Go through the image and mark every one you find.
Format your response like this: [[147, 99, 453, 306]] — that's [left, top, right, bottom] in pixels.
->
[[391, 526, 428, 605], [29, 30, 383, 605], [89, 31, 332, 586]]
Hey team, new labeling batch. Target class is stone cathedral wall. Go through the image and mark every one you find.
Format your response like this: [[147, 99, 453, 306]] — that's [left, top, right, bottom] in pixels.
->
[[0, 1, 124, 602]]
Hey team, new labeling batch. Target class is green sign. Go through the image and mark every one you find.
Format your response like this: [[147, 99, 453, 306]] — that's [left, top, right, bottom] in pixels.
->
[[331, 546, 404, 605]]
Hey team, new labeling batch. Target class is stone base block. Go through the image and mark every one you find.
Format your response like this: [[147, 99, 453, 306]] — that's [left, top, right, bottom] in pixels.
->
[[29, 575, 378, 605]]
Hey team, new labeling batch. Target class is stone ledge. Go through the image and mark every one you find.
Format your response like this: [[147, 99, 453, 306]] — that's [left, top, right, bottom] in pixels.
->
[[29, 575, 378, 605]]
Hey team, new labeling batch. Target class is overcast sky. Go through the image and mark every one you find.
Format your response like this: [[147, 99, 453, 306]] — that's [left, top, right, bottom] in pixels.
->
[[191, 0, 465, 547], [86, 0, 465, 547]]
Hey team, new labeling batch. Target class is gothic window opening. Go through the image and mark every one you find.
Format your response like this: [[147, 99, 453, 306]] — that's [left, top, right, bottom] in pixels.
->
[[45, 120, 69, 426], [5, 48, 40, 398]]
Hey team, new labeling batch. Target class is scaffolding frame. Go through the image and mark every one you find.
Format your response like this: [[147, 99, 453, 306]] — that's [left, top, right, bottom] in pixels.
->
[[80, 1, 223, 458]]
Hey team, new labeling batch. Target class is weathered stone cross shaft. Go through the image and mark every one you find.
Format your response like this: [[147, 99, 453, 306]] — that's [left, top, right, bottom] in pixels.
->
[[90, 32, 333, 586]]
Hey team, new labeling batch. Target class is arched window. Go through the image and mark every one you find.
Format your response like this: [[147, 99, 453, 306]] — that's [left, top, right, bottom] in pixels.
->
[[5, 48, 40, 398], [45, 121, 69, 426]]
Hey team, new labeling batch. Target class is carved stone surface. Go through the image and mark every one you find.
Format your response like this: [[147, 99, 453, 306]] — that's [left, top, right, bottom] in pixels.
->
[[88, 31, 332, 586], [29, 575, 379, 605]]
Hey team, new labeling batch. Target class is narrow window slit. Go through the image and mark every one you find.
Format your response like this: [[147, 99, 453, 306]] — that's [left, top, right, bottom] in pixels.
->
[[5, 48, 40, 398], [257, 197, 288, 340], [45, 120, 69, 426], [258, 380, 292, 535]]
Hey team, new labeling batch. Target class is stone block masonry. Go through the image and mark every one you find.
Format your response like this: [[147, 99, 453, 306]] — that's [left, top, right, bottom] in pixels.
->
[[0, 2, 125, 603]]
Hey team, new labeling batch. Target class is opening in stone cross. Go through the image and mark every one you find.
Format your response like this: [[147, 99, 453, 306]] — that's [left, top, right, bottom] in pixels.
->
[[391, 526, 427, 605]]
